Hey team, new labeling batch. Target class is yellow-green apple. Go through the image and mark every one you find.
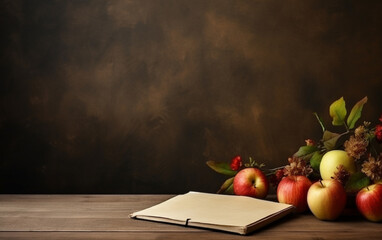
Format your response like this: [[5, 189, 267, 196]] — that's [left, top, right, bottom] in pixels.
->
[[320, 150, 356, 180], [307, 179, 347, 220], [233, 168, 269, 198], [356, 183, 382, 222], [277, 175, 312, 213]]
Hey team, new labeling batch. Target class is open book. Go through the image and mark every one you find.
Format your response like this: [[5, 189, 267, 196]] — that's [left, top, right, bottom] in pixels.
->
[[130, 191, 295, 235]]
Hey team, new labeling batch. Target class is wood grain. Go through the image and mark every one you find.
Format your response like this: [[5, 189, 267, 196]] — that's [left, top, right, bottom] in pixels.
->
[[0, 195, 381, 239]]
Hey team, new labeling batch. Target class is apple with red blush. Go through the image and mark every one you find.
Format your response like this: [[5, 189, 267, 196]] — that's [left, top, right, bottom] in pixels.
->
[[233, 168, 269, 199], [307, 179, 347, 220], [277, 175, 312, 213], [356, 183, 382, 222]]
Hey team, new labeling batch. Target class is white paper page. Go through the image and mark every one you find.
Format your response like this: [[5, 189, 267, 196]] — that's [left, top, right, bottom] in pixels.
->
[[131, 191, 294, 227]]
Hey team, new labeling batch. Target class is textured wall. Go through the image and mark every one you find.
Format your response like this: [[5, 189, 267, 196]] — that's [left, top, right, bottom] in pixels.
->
[[1, 0, 381, 193]]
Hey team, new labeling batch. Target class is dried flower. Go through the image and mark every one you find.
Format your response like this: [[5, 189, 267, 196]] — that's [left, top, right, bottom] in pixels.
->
[[230, 156, 242, 171], [332, 165, 350, 185], [363, 121, 371, 127], [344, 135, 369, 160], [305, 139, 315, 146], [375, 124, 382, 143], [270, 169, 285, 187], [362, 154, 382, 182], [354, 125, 366, 138], [283, 157, 313, 177]]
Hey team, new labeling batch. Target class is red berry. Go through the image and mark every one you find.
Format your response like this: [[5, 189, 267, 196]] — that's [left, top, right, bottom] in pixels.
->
[[230, 156, 242, 171]]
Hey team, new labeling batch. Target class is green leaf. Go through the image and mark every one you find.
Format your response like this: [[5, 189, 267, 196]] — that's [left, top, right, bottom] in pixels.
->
[[322, 131, 340, 150], [206, 161, 237, 176], [293, 145, 318, 160], [217, 177, 234, 194], [310, 151, 323, 172], [329, 97, 347, 126], [322, 130, 339, 141], [347, 96, 368, 129], [345, 172, 371, 193]]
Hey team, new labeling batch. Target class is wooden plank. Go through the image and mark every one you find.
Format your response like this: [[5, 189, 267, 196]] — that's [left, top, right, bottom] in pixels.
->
[[0, 194, 381, 240], [0, 195, 204, 232], [1, 231, 382, 240]]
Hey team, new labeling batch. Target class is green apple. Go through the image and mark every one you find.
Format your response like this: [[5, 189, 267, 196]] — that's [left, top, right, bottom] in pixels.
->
[[320, 150, 356, 180]]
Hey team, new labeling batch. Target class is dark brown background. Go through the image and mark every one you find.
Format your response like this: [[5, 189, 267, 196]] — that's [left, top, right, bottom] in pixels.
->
[[1, 0, 381, 193]]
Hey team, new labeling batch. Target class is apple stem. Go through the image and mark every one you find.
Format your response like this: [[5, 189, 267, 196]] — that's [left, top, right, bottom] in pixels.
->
[[319, 180, 324, 187], [367, 186, 369, 191]]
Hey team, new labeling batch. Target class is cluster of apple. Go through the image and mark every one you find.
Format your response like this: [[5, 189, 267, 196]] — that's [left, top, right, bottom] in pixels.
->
[[276, 149, 382, 222], [228, 150, 382, 222]]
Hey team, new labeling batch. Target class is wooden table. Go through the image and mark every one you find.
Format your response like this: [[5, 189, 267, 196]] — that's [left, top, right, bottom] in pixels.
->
[[0, 194, 381, 239]]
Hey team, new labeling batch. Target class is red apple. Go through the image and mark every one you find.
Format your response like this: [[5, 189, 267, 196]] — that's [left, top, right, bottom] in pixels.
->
[[307, 179, 347, 220], [233, 168, 269, 198], [277, 175, 312, 213], [356, 183, 382, 222]]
